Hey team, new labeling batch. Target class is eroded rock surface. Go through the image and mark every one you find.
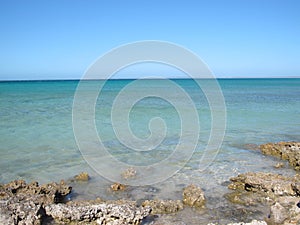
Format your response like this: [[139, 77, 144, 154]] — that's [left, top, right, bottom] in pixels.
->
[[110, 183, 126, 191], [0, 179, 71, 224], [182, 184, 205, 208], [208, 220, 267, 225], [228, 172, 300, 225], [142, 199, 183, 214], [45, 202, 151, 225], [0, 179, 71, 204], [260, 142, 300, 170], [228, 172, 300, 197], [0, 180, 150, 225]]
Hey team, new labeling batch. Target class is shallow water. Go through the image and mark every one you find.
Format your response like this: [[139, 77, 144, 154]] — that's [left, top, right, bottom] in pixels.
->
[[0, 78, 299, 224]]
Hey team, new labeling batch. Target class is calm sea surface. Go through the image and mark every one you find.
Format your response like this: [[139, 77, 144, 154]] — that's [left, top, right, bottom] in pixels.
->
[[0, 78, 299, 223]]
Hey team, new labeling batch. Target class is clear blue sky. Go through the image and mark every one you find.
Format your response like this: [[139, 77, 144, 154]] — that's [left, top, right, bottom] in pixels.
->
[[0, 0, 299, 80]]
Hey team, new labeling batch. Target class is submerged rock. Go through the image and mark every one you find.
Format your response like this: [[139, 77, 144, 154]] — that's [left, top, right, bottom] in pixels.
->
[[182, 184, 205, 208], [260, 142, 300, 170], [224, 190, 263, 206], [142, 199, 183, 214], [74, 172, 90, 182], [122, 167, 137, 180], [243, 143, 260, 151]]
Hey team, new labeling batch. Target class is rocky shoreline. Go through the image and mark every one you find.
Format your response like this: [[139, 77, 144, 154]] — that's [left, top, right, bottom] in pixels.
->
[[260, 142, 300, 170], [1, 141, 299, 224], [0, 178, 152, 225], [0, 175, 207, 224], [227, 172, 300, 224]]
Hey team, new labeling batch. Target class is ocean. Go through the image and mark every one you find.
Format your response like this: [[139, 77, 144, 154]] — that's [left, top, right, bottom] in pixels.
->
[[0, 78, 299, 223]]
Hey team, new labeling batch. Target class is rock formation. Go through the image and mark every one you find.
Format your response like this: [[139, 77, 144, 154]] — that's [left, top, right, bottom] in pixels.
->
[[228, 172, 300, 224], [260, 142, 300, 170], [207, 220, 267, 225], [45, 202, 151, 225], [0, 179, 150, 225], [182, 184, 206, 208], [73, 172, 90, 182], [110, 183, 126, 191], [0, 179, 71, 224], [228, 172, 300, 196]]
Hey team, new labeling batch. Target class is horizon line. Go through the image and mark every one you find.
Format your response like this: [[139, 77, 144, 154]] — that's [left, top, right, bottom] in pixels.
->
[[0, 76, 300, 82]]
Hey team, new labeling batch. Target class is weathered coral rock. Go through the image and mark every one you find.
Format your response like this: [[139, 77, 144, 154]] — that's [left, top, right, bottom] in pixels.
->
[[0, 179, 151, 225], [228, 172, 300, 225], [269, 202, 288, 224], [142, 199, 183, 214], [0, 179, 71, 224], [74, 172, 90, 182], [265, 196, 300, 225], [6, 201, 45, 225], [228, 172, 300, 197], [182, 184, 205, 208], [260, 142, 300, 170], [110, 183, 126, 191], [208, 220, 267, 225], [0, 179, 71, 205], [0, 206, 14, 224], [45, 202, 151, 225]]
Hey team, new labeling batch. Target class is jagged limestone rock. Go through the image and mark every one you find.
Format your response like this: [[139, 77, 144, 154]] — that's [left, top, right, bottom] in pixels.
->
[[228, 172, 300, 225], [260, 142, 300, 170], [45, 203, 151, 225], [182, 184, 205, 208]]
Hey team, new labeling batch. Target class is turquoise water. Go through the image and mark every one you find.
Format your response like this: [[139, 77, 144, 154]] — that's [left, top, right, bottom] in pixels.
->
[[0, 78, 299, 223]]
